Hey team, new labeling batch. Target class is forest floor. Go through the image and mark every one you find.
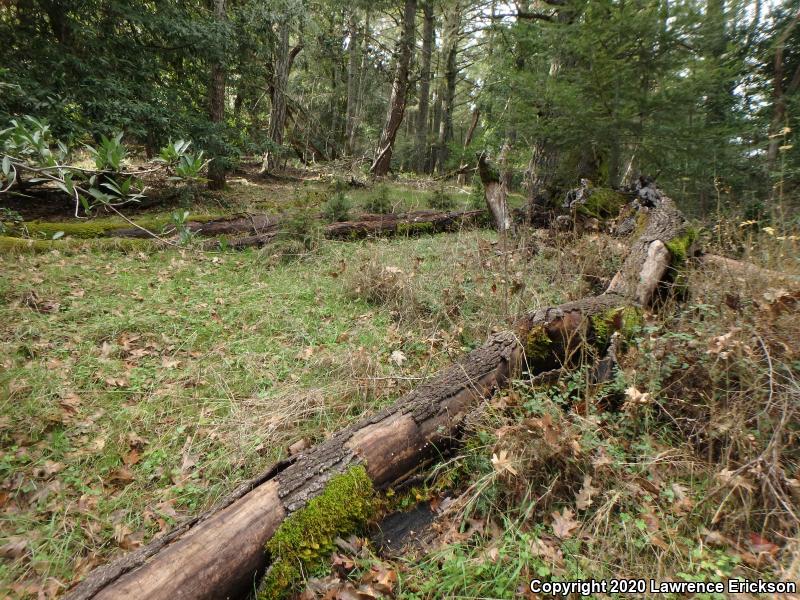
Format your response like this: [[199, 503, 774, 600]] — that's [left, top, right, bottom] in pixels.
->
[[1, 171, 799, 598]]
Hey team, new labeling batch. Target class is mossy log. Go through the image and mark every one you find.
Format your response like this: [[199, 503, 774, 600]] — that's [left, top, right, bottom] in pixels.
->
[[324, 209, 486, 240], [65, 186, 689, 600]]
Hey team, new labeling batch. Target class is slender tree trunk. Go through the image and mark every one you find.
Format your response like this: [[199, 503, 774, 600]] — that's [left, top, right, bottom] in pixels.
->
[[414, 0, 435, 172], [345, 12, 360, 155], [370, 0, 417, 176], [457, 107, 480, 185], [261, 20, 291, 174], [208, 0, 227, 190], [767, 11, 800, 168], [435, 3, 461, 174]]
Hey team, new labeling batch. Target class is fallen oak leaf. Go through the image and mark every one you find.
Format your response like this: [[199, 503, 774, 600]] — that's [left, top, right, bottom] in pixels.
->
[[551, 507, 580, 539], [575, 475, 599, 510]]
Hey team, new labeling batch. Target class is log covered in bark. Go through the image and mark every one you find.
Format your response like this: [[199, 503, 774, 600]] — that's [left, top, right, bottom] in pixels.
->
[[65, 185, 688, 600]]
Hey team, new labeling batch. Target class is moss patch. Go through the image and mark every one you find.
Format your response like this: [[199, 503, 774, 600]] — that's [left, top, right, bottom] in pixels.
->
[[576, 188, 627, 220], [0, 235, 154, 254], [525, 325, 553, 361], [259, 465, 375, 600], [396, 221, 436, 236], [590, 306, 643, 347], [16, 213, 222, 239], [665, 226, 699, 264]]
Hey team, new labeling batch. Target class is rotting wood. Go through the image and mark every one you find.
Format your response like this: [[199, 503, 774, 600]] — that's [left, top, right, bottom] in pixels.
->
[[700, 253, 800, 286], [477, 152, 512, 232], [64, 185, 688, 600]]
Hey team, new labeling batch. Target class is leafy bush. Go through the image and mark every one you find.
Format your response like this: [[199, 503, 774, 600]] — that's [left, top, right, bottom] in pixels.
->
[[87, 133, 127, 171], [363, 185, 393, 214], [322, 191, 352, 222], [429, 187, 456, 211]]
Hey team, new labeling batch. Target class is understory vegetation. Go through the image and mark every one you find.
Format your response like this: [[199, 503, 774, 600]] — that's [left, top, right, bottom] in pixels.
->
[[2, 0, 800, 597]]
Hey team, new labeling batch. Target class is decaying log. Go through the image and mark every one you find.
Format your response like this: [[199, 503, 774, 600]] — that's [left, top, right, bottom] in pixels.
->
[[477, 152, 512, 232], [109, 214, 280, 239], [607, 182, 689, 305], [65, 185, 688, 600], [324, 209, 485, 240], [700, 253, 800, 286]]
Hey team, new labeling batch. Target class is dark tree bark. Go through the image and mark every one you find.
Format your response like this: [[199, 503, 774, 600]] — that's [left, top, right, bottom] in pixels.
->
[[261, 20, 292, 174], [207, 0, 227, 190], [345, 11, 361, 155], [370, 0, 417, 176], [414, 0, 435, 172], [766, 11, 800, 168], [434, 2, 461, 173]]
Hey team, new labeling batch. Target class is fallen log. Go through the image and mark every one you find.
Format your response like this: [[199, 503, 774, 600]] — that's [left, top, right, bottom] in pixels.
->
[[65, 185, 687, 600], [700, 253, 800, 286]]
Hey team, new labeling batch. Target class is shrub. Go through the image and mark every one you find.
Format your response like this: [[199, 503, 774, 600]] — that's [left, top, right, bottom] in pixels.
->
[[469, 174, 486, 210], [363, 185, 393, 214], [284, 206, 322, 249], [322, 191, 352, 222], [429, 187, 456, 211]]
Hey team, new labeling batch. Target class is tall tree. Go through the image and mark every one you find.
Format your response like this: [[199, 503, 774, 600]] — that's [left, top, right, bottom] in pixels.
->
[[434, 1, 462, 173], [208, 0, 227, 190], [345, 10, 361, 155], [415, 0, 435, 172], [370, 0, 418, 176], [261, 18, 292, 174], [766, 10, 800, 169]]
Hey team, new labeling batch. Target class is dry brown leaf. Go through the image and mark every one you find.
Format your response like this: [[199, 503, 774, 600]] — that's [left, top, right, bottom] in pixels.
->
[[575, 475, 599, 510], [491, 449, 518, 477], [1, 536, 29, 559], [109, 466, 135, 485], [551, 507, 579, 539]]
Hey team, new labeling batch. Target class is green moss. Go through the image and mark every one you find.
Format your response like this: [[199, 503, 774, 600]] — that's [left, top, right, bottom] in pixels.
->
[[664, 226, 699, 264], [525, 326, 553, 360], [576, 188, 627, 220], [0, 235, 154, 255], [590, 306, 644, 347], [259, 465, 375, 600], [17, 213, 222, 239]]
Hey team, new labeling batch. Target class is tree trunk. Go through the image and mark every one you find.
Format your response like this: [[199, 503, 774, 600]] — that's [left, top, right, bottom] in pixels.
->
[[766, 11, 800, 168], [434, 3, 461, 174], [207, 0, 227, 191], [414, 0, 435, 172], [345, 12, 360, 155], [261, 20, 291, 175], [370, 0, 417, 176], [457, 107, 480, 185], [65, 187, 689, 600], [477, 152, 511, 232]]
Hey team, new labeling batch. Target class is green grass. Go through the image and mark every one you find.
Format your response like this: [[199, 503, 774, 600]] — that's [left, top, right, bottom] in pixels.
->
[[0, 226, 586, 594]]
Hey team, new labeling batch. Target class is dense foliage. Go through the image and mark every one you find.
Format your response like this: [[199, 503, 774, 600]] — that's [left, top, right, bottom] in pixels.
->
[[1, 0, 798, 211]]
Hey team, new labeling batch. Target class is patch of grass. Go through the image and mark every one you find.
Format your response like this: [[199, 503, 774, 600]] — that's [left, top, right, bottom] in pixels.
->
[[0, 226, 586, 593]]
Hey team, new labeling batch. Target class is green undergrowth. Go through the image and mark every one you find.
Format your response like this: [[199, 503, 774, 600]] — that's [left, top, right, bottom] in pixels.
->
[[0, 226, 590, 594], [259, 465, 376, 600]]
